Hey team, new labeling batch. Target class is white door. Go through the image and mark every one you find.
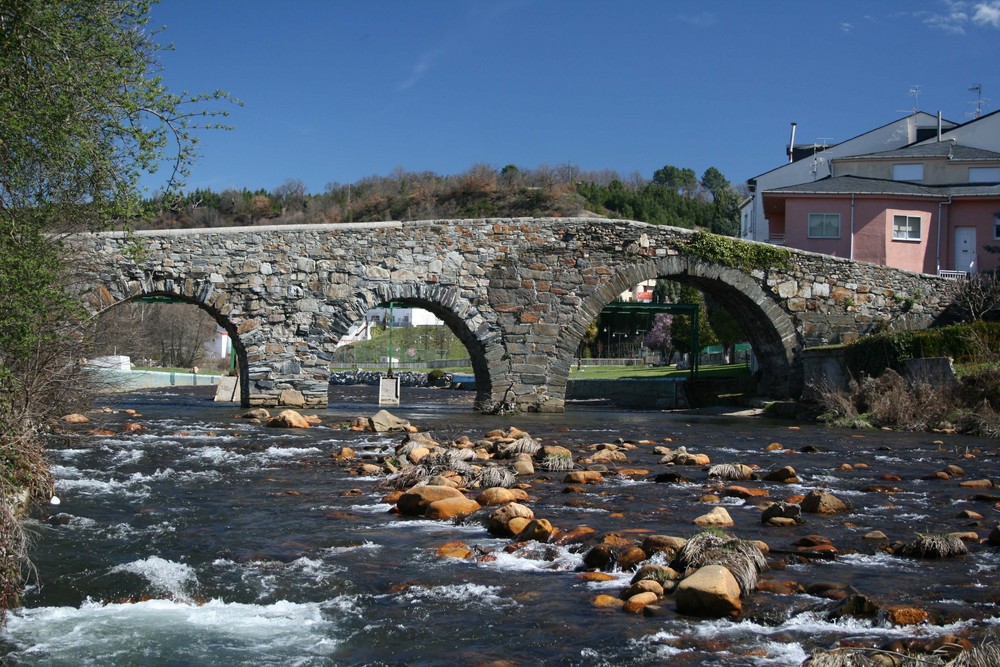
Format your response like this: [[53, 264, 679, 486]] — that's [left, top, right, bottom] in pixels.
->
[[954, 227, 976, 274]]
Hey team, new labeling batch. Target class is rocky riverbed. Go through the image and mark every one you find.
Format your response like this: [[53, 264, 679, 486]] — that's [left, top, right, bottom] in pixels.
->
[[4, 386, 999, 665]]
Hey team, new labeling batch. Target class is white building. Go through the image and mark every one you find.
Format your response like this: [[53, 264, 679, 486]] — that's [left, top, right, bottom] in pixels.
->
[[334, 307, 444, 349], [365, 306, 443, 328], [203, 328, 232, 359]]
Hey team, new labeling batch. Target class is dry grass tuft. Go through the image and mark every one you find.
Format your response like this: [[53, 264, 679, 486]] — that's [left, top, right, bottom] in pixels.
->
[[896, 533, 969, 559], [707, 463, 753, 481], [540, 453, 575, 472], [671, 531, 766, 597]]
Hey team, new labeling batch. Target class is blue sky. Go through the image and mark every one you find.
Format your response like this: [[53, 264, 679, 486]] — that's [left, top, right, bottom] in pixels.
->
[[148, 0, 1000, 196]]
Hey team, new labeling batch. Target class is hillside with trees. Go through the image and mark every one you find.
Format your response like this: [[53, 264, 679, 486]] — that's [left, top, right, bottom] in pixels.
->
[[136, 163, 745, 234]]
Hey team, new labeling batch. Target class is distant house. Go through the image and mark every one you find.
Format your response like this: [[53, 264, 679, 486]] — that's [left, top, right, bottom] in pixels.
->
[[742, 110, 1000, 276], [742, 111, 955, 245]]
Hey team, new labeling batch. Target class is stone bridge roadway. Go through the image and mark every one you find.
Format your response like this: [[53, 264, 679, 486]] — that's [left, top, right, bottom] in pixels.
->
[[72, 218, 960, 412]]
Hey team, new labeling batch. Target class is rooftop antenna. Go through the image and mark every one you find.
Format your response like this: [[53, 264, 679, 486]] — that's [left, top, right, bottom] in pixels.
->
[[969, 84, 987, 119], [908, 85, 921, 112]]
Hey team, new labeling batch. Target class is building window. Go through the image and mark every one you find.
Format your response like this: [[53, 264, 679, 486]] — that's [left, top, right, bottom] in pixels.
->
[[892, 214, 922, 241], [994, 213, 1000, 240], [892, 163, 924, 181], [970, 167, 1000, 183], [807, 213, 840, 238]]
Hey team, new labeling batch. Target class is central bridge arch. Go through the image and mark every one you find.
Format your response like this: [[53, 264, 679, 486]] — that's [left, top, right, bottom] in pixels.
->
[[345, 282, 502, 410]]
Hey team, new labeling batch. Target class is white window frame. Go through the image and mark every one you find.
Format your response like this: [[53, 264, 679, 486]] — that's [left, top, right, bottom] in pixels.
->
[[892, 163, 924, 181], [807, 213, 841, 239], [892, 214, 922, 241]]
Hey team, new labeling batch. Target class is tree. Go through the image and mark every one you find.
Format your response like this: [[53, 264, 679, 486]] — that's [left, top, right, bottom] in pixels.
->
[[671, 286, 718, 360], [0, 0, 235, 620], [705, 296, 744, 363], [953, 272, 1000, 321], [273, 179, 307, 217], [643, 313, 674, 362], [700, 167, 730, 200], [700, 168, 741, 237], [652, 165, 697, 197]]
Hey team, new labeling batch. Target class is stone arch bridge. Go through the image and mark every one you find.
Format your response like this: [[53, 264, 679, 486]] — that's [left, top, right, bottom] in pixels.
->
[[72, 218, 960, 412]]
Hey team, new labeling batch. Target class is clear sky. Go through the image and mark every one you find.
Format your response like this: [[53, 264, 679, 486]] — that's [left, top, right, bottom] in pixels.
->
[[147, 0, 1000, 196]]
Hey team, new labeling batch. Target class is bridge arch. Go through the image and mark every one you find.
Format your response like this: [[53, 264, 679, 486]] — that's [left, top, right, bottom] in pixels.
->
[[554, 256, 801, 401], [346, 282, 503, 409], [86, 284, 251, 405]]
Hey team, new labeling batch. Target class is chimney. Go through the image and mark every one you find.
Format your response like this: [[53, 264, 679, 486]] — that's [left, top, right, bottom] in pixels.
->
[[788, 122, 797, 163]]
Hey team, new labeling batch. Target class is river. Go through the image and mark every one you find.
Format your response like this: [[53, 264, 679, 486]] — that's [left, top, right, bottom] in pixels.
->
[[2, 386, 999, 665]]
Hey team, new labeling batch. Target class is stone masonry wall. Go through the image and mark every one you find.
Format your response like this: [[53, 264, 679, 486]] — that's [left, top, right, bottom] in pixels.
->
[[71, 218, 960, 412]]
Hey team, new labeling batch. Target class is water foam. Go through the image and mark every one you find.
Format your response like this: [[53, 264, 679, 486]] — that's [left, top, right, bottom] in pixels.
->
[[110, 556, 198, 602], [2, 598, 343, 665]]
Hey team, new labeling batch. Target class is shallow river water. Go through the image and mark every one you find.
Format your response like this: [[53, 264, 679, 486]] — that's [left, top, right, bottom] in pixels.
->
[[2, 386, 999, 666]]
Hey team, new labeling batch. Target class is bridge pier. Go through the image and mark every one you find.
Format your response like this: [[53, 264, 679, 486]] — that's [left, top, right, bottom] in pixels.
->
[[240, 323, 333, 408]]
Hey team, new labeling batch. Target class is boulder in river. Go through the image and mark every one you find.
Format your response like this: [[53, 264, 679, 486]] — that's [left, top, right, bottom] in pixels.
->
[[675, 565, 742, 617], [800, 490, 849, 515], [485, 502, 535, 536], [397, 485, 465, 516], [370, 410, 413, 433], [425, 496, 481, 521], [761, 501, 802, 526], [693, 506, 734, 527], [266, 409, 310, 429]]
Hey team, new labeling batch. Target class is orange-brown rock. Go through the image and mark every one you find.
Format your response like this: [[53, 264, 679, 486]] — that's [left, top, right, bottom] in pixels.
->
[[801, 490, 849, 515], [436, 541, 474, 559], [621, 579, 664, 599], [675, 565, 742, 617], [564, 471, 603, 484], [425, 496, 481, 521], [485, 502, 535, 536], [62, 413, 90, 424], [724, 485, 770, 499], [641, 535, 687, 559], [623, 591, 660, 614], [266, 410, 311, 429], [516, 518, 556, 543], [556, 526, 597, 545], [476, 487, 517, 506], [591, 594, 624, 609], [756, 579, 804, 595], [886, 605, 930, 625], [397, 485, 465, 516], [693, 506, 734, 527], [616, 546, 648, 570], [763, 466, 798, 483]]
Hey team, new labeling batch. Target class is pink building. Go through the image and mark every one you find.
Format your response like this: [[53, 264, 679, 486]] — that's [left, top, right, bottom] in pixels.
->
[[756, 110, 1000, 276]]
